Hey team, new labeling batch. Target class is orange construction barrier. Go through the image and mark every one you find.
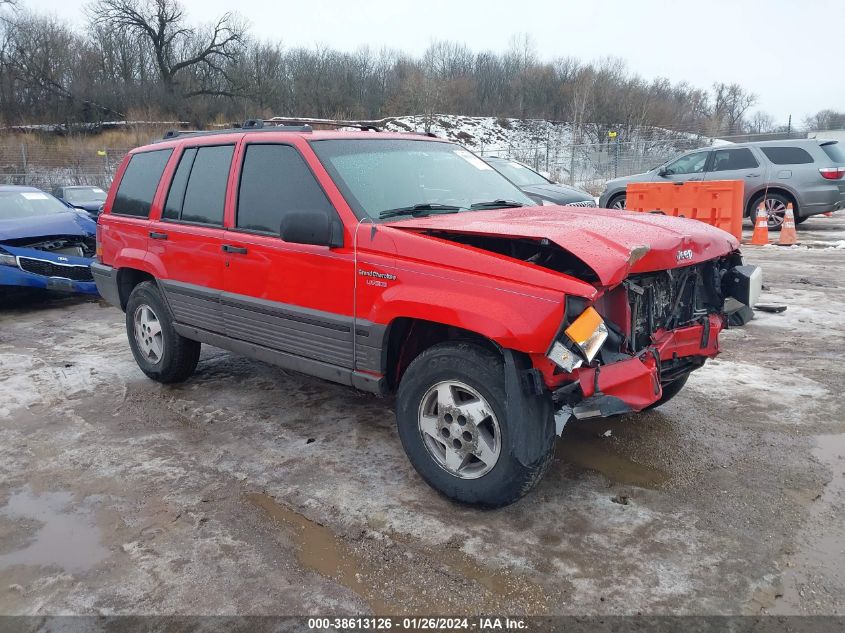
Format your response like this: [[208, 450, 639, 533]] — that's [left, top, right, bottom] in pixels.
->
[[750, 203, 769, 245], [778, 204, 797, 246], [625, 180, 744, 240]]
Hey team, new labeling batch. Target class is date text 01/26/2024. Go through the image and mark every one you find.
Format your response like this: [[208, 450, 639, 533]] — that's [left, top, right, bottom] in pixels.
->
[[307, 617, 527, 630]]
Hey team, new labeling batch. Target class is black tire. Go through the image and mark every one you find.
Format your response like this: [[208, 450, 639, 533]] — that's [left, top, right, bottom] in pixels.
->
[[644, 373, 690, 410], [395, 342, 555, 507], [125, 281, 201, 384], [748, 192, 795, 231], [608, 193, 626, 210]]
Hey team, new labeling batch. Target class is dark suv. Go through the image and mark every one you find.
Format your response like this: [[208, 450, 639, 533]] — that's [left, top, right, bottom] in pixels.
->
[[92, 123, 760, 506], [599, 139, 845, 228]]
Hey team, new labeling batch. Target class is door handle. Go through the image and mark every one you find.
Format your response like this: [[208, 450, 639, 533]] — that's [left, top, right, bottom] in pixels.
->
[[149, 231, 168, 240], [746, 174, 760, 177], [222, 244, 248, 254]]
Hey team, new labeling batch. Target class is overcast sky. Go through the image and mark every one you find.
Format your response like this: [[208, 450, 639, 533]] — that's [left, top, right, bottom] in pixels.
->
[[24, 0, 840, 125]]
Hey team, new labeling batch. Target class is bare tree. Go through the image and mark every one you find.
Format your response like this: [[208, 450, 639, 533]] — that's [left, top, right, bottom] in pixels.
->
[[803, 109, 845, 131], [88, 0, 245, 101], [711, 82, 757, 135], [747, 111, 774, 135]]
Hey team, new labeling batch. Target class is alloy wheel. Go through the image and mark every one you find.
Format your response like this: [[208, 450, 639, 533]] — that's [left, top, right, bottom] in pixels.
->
[[417, 380, 502, 479], [133, 304, 164, 364]]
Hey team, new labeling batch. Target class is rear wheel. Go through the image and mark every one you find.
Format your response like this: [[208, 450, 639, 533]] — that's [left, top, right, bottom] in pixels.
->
[[125, 281, 201, 383], [749, 192, 795, 231], [395, 342, 555, 507]]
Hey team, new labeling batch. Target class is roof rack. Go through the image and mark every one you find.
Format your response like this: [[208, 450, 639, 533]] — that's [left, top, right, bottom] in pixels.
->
[[156, 117, 441, 143], [265, 117, 381, 132], [157, 123, 312, 142]]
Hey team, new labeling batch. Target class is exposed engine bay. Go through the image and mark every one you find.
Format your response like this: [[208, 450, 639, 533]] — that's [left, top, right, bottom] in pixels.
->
[[1, 234, 96, 258], [424, 231, 601, 283]]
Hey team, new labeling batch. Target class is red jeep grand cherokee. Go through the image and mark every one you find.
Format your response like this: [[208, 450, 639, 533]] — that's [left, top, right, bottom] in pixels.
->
[[92, 124, 761, 506]]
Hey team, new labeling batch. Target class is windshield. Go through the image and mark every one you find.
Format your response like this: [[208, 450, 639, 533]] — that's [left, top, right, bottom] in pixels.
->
[[489, 159, 549, 186], [0, 190, 72, 220], [64, 187, 107, 204], [311, 139, 534, 220]]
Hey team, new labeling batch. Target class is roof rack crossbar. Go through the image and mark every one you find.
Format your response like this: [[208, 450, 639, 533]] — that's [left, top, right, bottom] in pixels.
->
[[156, 124, 312, 142], [264, 117, 381, 132]]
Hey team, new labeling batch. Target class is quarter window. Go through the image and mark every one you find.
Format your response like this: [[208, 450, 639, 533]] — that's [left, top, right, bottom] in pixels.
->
[[112, 149, 172, 217], [163, 145, 234, 225], [820, 142, 845, 163], [760, 146, 814, 165], [236, 144, 335, 234], [710, 148, 759, 171]]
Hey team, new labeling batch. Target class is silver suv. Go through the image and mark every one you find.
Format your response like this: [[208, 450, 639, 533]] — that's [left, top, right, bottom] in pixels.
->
[[599, 139, 845, 228]]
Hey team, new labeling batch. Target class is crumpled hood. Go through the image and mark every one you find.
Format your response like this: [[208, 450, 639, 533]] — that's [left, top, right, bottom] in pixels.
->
[[0, 212, 96, 242], [387, 206, 739, 287]]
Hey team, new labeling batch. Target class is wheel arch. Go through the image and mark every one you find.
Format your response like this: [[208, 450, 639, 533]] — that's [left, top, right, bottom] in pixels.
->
[[746, 186, 799, 217], [116, 267, 157, 311], [381, 317, 502, 392]]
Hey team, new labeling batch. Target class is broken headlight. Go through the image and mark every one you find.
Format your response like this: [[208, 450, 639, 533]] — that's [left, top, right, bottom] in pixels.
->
[[547, 341, 582, 373], [546, 306, 609, 372], [564, 306, 608, 363], [0, 248, 16, 267]]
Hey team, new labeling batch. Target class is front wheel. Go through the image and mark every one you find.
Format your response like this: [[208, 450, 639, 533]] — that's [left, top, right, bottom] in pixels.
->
[[125, 281, 201, 384], [608, 194, 626, 210], [644, 374, 690, 410], [396, 342, 555, 507]]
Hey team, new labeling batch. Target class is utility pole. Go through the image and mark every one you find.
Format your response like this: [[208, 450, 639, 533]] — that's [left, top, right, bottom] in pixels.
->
[[787, 114, 792, 137]]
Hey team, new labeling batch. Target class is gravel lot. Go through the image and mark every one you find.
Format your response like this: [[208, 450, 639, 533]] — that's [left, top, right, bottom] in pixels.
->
[[1, 216, 844, 617]]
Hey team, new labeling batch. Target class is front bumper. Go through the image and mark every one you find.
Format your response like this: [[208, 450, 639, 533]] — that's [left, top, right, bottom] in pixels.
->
[[546, 314, 722, 416], [0, 263, 99, 295]]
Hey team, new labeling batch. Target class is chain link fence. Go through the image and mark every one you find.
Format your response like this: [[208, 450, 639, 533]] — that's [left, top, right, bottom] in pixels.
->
[[477, 137, 712, 195], [0, 144, 131, 193]]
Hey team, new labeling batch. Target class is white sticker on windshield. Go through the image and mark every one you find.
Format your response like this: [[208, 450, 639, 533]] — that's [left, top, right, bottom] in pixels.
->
[[21, 192, 49, 200], [454, 150, 493, 170]]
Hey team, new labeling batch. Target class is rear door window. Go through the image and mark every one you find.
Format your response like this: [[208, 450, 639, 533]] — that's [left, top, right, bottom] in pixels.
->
[[820, 142, 845, 163], [112, 149, 173, 217], [163, 144, 234, 225], [760, 146, 814, 165], [710, 148, 759, 171], [236, 144, 335, 234]]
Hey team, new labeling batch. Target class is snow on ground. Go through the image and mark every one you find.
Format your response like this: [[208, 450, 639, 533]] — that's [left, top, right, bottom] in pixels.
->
[[686, 358, 828, 423]]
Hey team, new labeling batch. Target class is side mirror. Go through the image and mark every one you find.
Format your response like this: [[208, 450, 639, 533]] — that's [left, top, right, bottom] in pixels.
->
[[280, 210, 344, 248], [658, 167, 669, 177]]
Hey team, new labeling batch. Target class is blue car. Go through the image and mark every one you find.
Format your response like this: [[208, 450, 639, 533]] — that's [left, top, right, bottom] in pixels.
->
[[0, 186, 99, 296]]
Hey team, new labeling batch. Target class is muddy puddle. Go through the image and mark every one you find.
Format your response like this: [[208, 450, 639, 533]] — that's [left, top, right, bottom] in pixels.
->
[[246, 492, 547, 615], [556, 426, 670, 488], [0, 487, 109, 573], [768, 433, 845, 614]]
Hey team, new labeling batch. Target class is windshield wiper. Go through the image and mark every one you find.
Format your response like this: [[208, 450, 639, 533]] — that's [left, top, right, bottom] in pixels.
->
[[469, 199, 525, 210], [378, 203, 462, 219]]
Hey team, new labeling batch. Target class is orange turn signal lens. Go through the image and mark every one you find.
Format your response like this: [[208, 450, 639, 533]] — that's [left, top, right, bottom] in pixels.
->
[[564, 307, 608, 362]]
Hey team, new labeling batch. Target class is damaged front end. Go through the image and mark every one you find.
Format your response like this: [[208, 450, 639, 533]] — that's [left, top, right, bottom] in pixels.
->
[[533, 253, 762, 424], [0, 234, 98, 294]]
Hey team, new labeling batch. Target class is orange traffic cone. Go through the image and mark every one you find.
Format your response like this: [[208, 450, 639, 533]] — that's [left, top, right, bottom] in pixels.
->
[[778, 204, 797, 246], [750, 203, 769, 245]]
